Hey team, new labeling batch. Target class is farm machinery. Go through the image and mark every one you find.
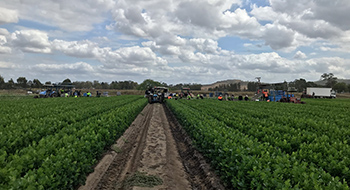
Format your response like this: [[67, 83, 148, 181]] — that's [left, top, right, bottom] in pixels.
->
[[145, 86, 169, 104], [254, 81, 305, 104], [36, 84, 75, 98], [39, 89, 58, 98]]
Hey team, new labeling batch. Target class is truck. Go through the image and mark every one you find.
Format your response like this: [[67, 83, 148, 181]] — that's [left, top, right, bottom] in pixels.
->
[[303, 87, 336, 98]]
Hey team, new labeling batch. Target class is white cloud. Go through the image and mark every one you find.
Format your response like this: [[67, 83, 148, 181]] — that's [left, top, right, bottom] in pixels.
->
[[0, 46, 12, 54], [110, 0, 261, 44], [0, 61, 16, 69], [33, 62, 95, 75], [0, 28, 10, 36], [0, 29, 11, 54], [52, 40, 105, 58], [268, 0, 350, 37], [262, 24, 296, 51], [9, 30, 51, 53], [0, 0, 115, 31], [294, 51, 307, 59], [0, 7, 18, 24], [189, 38, 221, 54], [102, 46, 168, 68], [250, 5, 279, 21]]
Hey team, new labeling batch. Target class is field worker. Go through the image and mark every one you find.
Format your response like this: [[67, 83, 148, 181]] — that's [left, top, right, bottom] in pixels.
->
[[264, 91, 268, 101], [65, 93, 69, 97], [187, 94, 191, 100], [218, 95, 223, 101], [197, 94, 200, 99], [244, 95, 249, 101], [87, 92, 91, 97]]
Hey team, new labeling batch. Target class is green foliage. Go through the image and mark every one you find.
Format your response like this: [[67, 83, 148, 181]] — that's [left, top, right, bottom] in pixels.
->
[[137, 79, 165, 90], [16, 77, 28, 88], [62, 78, 72, 84], [0, 75, 4, 84], [321, 73, 338, 88], [334, 82, 348, 93], [0, 96, 147, 189], [166, 98, 350, 189]]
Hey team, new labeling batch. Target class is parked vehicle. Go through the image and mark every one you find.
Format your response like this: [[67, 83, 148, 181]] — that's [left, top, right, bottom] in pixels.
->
[[302, 87, 336, 98]]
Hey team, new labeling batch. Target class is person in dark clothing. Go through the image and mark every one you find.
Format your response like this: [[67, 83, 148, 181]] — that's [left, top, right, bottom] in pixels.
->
[[244, 95, 249, 101]]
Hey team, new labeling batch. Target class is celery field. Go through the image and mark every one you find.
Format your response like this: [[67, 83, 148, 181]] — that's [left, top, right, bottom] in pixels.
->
[[2, 96, 350, 189], [166, 98, 350, 189], [0, 96, 147, 189]]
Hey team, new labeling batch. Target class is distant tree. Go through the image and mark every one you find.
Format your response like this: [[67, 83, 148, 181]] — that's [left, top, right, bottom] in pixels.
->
[[321, 73, 337, 88], [169, 83, 183, 91], [112, 80, 138, 89], [33, 79, 43, 88], [83, 81, 93, 89], [333, 82, 347, 93], [188, 83, 202, 90], [0, 75, 4, 89], [45, 81, 51, 85], [172, 83, 202, 91], [101, 82, 109, 89], [7, 78, 14, 89], [27, 80, 33, 88], [247, 82, 259, 91], [306, 81, 318, 87], [0, 75, 4, 84], [292, 78, 307, 92], [137, 79, 163, 90], [93, 80, 101, 89], [72, 81, 93, 89], [17, 77, 28, 88], [347, 84, 350, 93], [62, 78, 72, 85]]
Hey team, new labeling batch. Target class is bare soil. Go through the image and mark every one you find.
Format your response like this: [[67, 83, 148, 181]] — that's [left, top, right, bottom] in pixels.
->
[[79, 103, 225, 190]]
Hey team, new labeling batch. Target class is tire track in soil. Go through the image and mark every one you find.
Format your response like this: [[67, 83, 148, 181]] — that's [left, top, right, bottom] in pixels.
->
[[79, 103, 225, 190]]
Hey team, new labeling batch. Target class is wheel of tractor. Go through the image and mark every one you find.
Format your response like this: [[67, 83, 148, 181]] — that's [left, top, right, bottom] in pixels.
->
[[160, 96, 164, 103], [148, 96, 152, 104]]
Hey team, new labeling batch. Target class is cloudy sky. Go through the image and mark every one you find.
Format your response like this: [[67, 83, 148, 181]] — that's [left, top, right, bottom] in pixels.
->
[[0, 0, 350, 84]]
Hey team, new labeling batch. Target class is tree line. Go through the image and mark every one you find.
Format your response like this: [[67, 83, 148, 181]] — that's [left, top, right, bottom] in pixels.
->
[[1, 73, 349, 93], [0, 76, 203, 91]]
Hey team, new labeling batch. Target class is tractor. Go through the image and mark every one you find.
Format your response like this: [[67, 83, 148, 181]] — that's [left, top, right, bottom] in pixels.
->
[[36, 83, 75, 98], [146, 86, 169, 104], [39, 89, 58, 98]]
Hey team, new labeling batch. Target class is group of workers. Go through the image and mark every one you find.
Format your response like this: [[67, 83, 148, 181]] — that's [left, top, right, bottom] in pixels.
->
[[218, 94, 249, 101], [166, 92, 206, 100], [166, 92, 253, 101], [60, 89, 91, 98]]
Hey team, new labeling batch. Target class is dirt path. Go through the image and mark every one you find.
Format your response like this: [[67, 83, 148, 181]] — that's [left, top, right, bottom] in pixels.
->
[[79, 103, 225, 190]]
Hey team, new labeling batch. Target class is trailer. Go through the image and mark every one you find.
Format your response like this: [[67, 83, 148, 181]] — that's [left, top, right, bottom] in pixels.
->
[[304, 87, 336, 98]]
